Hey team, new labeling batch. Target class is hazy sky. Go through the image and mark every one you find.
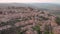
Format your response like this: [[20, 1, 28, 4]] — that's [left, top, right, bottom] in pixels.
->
[[0, 0, 60, 3]]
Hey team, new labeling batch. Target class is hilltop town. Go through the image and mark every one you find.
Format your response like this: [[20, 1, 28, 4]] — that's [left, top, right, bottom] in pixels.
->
[[0, 7, 60, 34]]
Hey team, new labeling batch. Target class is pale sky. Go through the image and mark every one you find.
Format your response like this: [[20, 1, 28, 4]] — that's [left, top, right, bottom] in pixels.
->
[[0, 0, 60, 3]]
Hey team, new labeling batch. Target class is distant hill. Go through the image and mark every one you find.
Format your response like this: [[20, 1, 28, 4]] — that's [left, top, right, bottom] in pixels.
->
[[0, 3, 60, 17], [0, 3, 60, 10], [26, 3, 60, 10]]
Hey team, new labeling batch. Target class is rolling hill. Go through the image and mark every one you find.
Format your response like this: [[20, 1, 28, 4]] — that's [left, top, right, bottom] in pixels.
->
[[0, 3, 60, 16]]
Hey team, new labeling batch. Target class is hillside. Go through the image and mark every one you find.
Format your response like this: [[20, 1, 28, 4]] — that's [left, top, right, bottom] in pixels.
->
[[0, 7, 60, 34], [0, 3, 60, 17]]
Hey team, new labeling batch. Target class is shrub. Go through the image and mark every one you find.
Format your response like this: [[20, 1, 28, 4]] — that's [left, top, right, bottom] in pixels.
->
[[44, 25, 49, 34], [44, 25, 54, 34], [0, 22, 7, 26], [41, 11, 45, 14], [32, 25, 42, 34], [38, 16, 49, 21], [55, 17, 60, 25]]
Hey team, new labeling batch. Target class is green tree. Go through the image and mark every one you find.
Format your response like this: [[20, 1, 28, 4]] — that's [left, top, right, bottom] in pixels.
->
[[44, 24, 54, 34], [32, 25, 42, 34], [55, 17, 60, 25], [44, 25, 49, 34]]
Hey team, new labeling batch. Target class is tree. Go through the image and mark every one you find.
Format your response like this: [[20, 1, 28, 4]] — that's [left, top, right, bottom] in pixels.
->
[[55, 17, 60, 25], [32, 25, 42, 34], [44, 25, 49, 34], [44, 24, 53, 34], [0, 22, 7, 26]]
